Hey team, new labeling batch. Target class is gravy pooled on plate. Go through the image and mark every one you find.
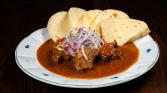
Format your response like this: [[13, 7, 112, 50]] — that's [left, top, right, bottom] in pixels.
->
[[37, 39, 139, 79]]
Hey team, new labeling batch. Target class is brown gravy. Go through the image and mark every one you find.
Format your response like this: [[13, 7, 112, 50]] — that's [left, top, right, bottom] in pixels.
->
[[37, 39, 139, 79]]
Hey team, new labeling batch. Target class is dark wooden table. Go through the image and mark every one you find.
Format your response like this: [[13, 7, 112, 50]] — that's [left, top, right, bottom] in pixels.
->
[[1, 0, 167, 93]]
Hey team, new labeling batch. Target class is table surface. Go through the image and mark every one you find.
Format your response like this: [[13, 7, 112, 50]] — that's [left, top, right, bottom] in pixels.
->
[[1, 0, 167, 93]]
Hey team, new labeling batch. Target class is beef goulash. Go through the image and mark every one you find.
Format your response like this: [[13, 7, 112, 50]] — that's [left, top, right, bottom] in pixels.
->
[[37, 7, 150, 79]]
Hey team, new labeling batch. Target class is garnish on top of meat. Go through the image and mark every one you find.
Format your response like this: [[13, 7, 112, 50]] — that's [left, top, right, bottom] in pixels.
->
[[56, 27, 104, 57]]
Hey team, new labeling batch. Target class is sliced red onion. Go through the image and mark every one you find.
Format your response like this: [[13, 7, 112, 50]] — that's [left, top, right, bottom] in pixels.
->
[[59, 27, 104, 57]]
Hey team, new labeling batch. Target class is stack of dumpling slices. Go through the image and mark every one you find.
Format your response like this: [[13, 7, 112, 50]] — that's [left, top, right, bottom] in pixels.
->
[[47, 7, 150, 46]]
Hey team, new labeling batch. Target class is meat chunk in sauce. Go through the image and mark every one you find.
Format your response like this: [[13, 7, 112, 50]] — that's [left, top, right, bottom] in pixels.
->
[[72, 47, 99, 71], [48, 39, 71, 65], [50, 48, 71, 65], [99, 41, 121, 61]]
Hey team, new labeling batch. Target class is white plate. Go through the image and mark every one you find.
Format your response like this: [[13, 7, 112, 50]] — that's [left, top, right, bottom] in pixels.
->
[[15, 28, 159, 88]]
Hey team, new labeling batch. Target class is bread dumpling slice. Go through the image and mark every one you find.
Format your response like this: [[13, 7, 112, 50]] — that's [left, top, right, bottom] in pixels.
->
[[67, 7, 87, 29], [47, 7, 86, 42], [47, 11, 68, 42], [100, 18, 150, 46], [90, 9, 129, 35], [77, 9, 102, 28], [103, 9, 129, 19]]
